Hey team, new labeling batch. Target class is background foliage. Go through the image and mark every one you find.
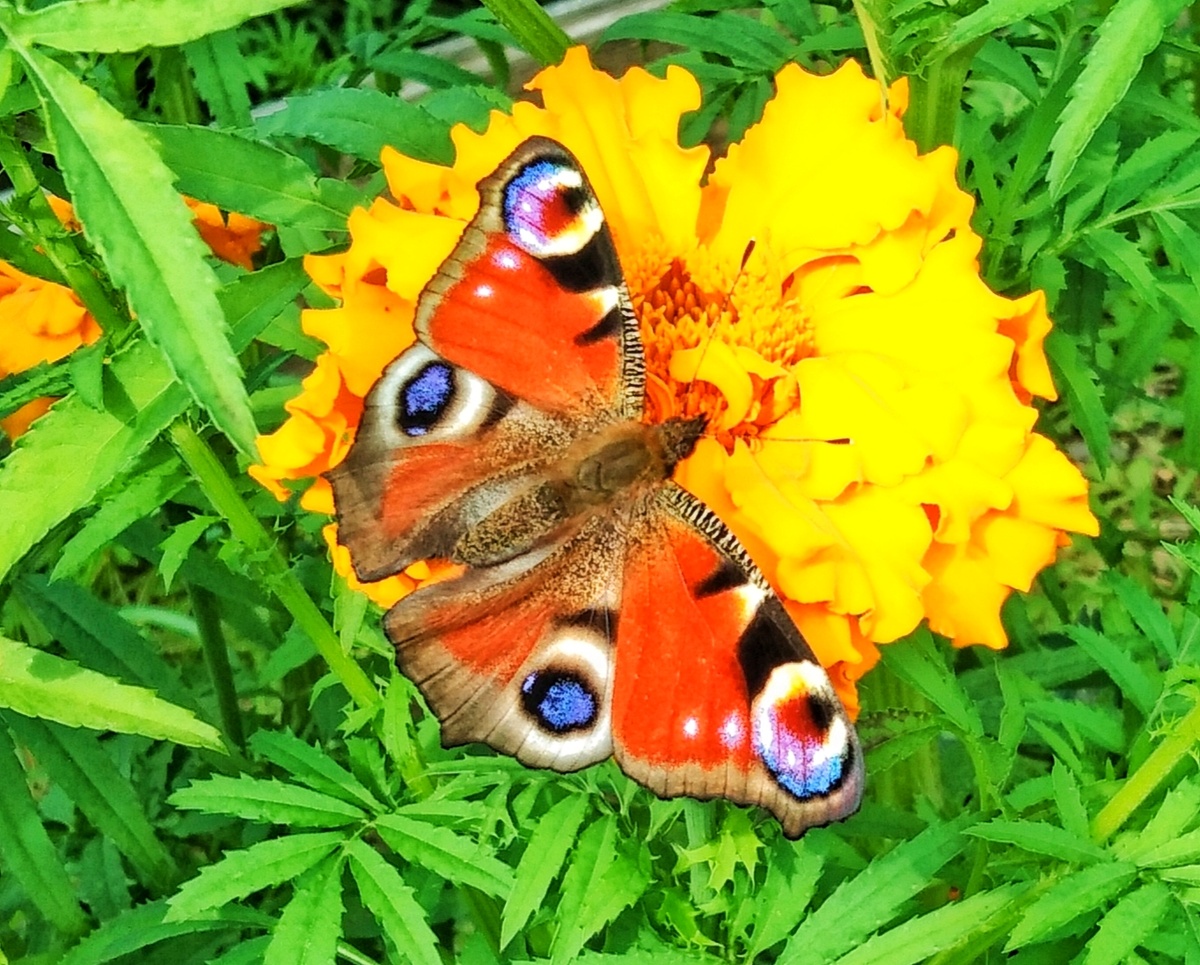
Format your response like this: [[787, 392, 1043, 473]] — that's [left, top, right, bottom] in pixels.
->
[[0, 0, 1197, 961]]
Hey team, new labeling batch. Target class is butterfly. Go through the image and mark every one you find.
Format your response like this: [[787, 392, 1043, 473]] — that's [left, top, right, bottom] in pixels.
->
[[327, 136, 863, 837]]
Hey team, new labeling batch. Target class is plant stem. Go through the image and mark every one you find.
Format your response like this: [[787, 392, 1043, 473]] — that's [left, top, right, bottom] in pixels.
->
[[188, 583, 246, 750], [168, 420, 381, 711], [905, 43, 982, 152], [478, 0, 570, 66], [1092, 698, 1200, 842]]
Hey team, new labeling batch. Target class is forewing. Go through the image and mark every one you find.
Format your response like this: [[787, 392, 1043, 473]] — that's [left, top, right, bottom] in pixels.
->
[[415, 136, 644, 421], [611, 484, 863, 837]]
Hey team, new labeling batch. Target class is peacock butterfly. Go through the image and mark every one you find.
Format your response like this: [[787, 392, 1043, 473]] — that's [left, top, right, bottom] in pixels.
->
[[327, 136, 863, 836]]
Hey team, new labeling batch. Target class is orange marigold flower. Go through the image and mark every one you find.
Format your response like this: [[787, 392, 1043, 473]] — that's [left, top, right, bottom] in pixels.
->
[[49, 195, 268, 270], [0, 260, 101, 439], [251, 48, 1098, 714]]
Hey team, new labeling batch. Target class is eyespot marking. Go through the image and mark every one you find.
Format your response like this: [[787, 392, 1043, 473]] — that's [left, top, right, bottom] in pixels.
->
[[399, 361, 455, 437], [752, 662, 850, 800], [521, 668, 598, 733], [503, 159, 601, 258]]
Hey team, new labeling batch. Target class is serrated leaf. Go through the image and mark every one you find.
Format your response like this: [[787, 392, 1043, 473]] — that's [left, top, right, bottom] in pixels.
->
[[1045, 330, 1111, 472], [25, 47, 258, 455], [1052, 760, 1091, 841], [556, 847, 650, 964], [1106, 129, 1200, 213], [250, 730, 383, 812], [166, 831, 344, 921], [2, 0, 306, 52], [375, 813, 514, 898], [51, 451, 187, 580], [501, 794, 590, 948], [0, 724, 88, 934], [1133, 827, 1200, 867], [59, 901, 265, 965], [879, 630, 983, 737], [833, 884, 1025, 965], [601, 11, 793, 72], [258, 88, 451, 164], [1084, 228, 1160, 308], [0, 360, 72, 421], [344, 838, 442, 965], [965, 820, 1108, 863], [550, 814, 621, 964], [1006, 862, 1138, 950], [158, 515, 217, 591], [780, 816, 972, 964], [148, 124, 356, 231], [183, 31, 251, 129], [1155, 209, 1200, 293], [939, 0, 1072, 54], [1047, 0, 1190, 195], [746, 840, 823, 959], [0, 263, 303, 584], [1082, 881, 1172, 965], [0, 636, 223, 750], [3, 712, 177, 889], [171, 774, 366, 827], [263, 856, 345, 965], [1062, 624, 1158, 715]]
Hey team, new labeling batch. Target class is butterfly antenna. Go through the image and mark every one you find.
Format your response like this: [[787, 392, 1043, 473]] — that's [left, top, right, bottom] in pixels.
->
[[684, 239, 757, 428]]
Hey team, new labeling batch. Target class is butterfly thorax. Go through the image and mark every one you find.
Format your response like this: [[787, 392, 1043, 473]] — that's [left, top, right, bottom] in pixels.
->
[[452, 415, 706, 569]]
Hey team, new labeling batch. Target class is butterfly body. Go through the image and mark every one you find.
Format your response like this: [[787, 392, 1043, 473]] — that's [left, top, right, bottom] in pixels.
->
[[328, 136, 863, 836]]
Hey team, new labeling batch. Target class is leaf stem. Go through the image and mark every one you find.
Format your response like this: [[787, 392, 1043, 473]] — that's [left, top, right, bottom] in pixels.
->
[[904, 43, 983, 152], [187, 583, 246, 750], [1091, 697, 1200, 842], [478, 0, 570, 66], [168, 421, 380, 711]]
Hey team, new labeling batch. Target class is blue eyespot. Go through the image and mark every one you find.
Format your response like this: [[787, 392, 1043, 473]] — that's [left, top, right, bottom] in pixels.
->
[[398, 362, 455, 436], [521, 669, 596, 733]]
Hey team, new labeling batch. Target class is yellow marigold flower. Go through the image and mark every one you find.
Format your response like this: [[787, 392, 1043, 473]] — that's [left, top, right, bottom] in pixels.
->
[[0, 260, 101, 439], [48, 195, 268, 269], [251, 48, 1098, 714]]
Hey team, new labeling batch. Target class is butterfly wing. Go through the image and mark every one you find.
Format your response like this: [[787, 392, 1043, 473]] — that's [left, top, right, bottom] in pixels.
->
[[329, 137, 643, 580], [611, 484, 863, 837]]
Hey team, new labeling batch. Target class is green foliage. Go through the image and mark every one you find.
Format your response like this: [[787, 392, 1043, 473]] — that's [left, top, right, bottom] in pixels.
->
[[0, 0, 1197, 961]]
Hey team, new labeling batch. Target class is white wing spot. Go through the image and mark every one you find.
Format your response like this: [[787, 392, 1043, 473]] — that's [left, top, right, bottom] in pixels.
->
[[683, 716, 699, 739]]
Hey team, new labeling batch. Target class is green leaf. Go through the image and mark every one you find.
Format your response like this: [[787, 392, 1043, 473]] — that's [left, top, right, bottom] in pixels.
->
[[601, 11, 794, 72], [1083, 228, 1160, 308], [158, 514, 217, 591], [1155, 210, 1200, 294], [166, 831, 345, 921], [51, 451, 187, 580], [3, 712, 178, 889], [0, 636, 223, 749], [938, 0, 1073, 54], [501, 794, 590, 948], [365, 46, 484, 89], [264, 856, 345, 965], [1047, 0, 1190, 195], [250, 729, 384, 812], [477, 0, 569, 66], [0, 724, 88, 935], [1, 0, 307, 52], [879, 630, 984, 737], [375, 813, 514, 898], [1045, 330, 1111, 472], [59, 902, 265, 965], [344, 838, 443, 965], [0, 360, 72, 421], [148, 124, 357, 231], [0, 262, 304, 584], [1062, 624, 1158, 716], [25, 47, 258, 455], [1107, 573, 1177, 660], [550, 813, 622, 964], [1005, 862, 1138, 950], [1106, 129, 1200, 213], [833, 885, 1026, 965], [258, 88, 452, 164], [1132, 827, 1200, 867], [965, 820, 1109, 864], [17, 574, 190, 703], [183, 30, 252, 129], [745, 840, 823, 959], [1052, 760, 1091, 842], [780, 816, 973, 964], [171, 774, 366, 827], [1082, 881, 1172, 965]]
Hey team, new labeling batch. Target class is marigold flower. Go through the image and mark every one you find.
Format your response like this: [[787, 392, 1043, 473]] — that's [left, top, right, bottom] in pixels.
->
[[251, 48, 1098, 713], [48, 195, 268, 269], [0, 260, 101, 439]]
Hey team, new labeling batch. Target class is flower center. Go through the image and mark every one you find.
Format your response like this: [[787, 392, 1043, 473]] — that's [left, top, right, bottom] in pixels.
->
[[628, 245, 814, 446]]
